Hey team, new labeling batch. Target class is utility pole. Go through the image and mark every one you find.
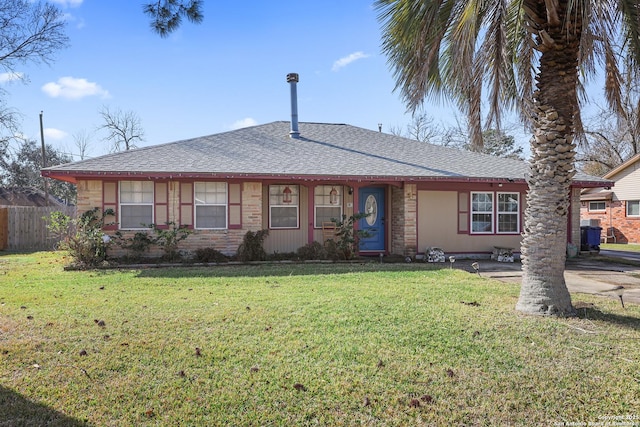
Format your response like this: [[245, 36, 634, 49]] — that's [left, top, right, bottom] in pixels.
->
[[39, 111, 49, 206]]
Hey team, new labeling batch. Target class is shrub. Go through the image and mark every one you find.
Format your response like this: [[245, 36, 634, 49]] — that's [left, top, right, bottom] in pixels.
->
[[149, 222, 192, 261], [236, 229, 269, 262], [331, 213, 372, 260], [46, 208, 114, 268], [194, 247, 229, 263], [113, 231, 154, 262], [267, 251, 297, 261], [297, 241, 327, 260]]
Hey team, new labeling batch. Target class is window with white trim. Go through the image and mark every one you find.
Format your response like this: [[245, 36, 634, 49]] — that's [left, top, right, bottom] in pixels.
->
[[471, 192, 493, 233], [497, 192, 519, 233], [269, 185, 299, 228], [314, 185, 342, 227], [627, 200, 640, 217], [119, 181, 154, 229], [589, 201, 606, 212], [194, 182, 227, 229]]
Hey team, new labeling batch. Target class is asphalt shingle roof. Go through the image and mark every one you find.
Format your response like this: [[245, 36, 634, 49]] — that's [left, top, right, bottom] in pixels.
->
[[43, 121, 607, 184]]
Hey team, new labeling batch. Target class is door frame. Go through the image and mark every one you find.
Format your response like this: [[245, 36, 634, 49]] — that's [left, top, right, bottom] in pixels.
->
[[357, 186, 387, 254]]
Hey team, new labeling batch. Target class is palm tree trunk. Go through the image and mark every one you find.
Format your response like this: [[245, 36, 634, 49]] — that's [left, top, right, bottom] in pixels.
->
[[516, 1, 581, 316]]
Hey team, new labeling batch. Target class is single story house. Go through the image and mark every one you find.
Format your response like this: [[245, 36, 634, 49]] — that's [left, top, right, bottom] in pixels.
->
[[580, 153, 640, 244], [42, 118, 609, 259]]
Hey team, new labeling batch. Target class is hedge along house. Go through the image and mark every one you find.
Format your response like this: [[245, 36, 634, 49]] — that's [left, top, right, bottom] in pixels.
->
[[42, 74, 609, 259]]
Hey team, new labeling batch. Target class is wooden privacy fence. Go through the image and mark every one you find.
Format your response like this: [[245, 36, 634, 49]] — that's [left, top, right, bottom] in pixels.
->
[[0, 206, 76, 251]]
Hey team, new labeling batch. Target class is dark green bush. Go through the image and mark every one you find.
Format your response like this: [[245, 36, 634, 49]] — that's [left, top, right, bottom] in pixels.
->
[[236, 229, 269, 262], [194, 247, 229, 263], [297, 241, 327, 260], [113, 230, 154, 261]]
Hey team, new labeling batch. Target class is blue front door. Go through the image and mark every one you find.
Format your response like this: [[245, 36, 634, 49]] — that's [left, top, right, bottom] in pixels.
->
[[358, 187, 385, 252]]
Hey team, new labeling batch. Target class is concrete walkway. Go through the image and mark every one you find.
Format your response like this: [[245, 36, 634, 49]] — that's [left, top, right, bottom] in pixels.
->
[[454, 252, 640, 306]]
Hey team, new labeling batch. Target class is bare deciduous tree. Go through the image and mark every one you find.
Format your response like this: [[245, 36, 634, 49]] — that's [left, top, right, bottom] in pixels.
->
[[71, 129, 94, 160], [577, 75, 640, 176], [0, 0, 68, 133], [98, 106, 145, 152]]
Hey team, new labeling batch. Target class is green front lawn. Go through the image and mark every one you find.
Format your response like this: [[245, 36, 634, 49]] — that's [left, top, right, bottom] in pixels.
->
[[601, 243, 640, 252], [1, 252, 638, 425]]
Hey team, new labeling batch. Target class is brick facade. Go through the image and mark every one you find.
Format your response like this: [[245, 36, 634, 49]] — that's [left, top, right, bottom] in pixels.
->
[[77, 179, 264, 258], [390, 184, 417, 257], [581, 200, 640, 244]]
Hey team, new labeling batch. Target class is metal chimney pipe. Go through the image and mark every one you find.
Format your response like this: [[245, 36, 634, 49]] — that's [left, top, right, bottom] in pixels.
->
[[286, 73, 300, 139]]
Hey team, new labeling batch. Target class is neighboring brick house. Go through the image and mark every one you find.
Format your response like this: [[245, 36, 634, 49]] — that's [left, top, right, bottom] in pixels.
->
[[42, 119, 610, 259], [581, 154, 640, 244]]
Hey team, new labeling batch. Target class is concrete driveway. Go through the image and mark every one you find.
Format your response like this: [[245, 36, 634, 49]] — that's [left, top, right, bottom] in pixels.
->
[[455, 251, 640, 306]]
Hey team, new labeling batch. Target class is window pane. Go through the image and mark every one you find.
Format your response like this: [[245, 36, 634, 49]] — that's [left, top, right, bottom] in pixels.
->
[[271, 206, 298, 228], [472, 214, 493, 232], [121, 181, 153, 203], [195, 182, 226, 205], [269, 185, 298, 205], [196, 206, 226, 228], [314, 185, 342, 205], [628, 201, 640, 216], [316, 206, 342, 226], [472, 193, 492, 212], [589, 201, 605, 211], [498, 193, 518, 212], [121, 205, 152, 229], [498, 213, 518, 233]]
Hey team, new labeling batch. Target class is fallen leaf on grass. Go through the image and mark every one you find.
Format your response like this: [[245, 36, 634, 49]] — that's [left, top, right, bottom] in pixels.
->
[[195, 347, 202, 357], [446, 369, 455, 378], [293, 383, 306, 391], [409, 399, 420, 408], [79, 350, 87, 356], [421, 394, 434, 404], [461, 301, 480, 307]]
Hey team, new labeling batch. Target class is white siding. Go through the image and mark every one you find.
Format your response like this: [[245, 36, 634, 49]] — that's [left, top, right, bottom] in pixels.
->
[[610, 161, 640, 202]]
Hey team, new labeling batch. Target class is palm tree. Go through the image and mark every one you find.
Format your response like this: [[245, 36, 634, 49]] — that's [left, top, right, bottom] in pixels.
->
[[376, 0, 640, 316]]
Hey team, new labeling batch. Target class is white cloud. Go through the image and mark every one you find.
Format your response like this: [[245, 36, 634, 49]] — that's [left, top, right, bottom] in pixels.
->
[[0, 72, 24, 83], [332, 51, 370, 72], [230, 118, 258, 130], [42, 77, 110, 100], [50, 0, 83, 7], [63, 13, 86, 29], [44, 128, 68, 141]]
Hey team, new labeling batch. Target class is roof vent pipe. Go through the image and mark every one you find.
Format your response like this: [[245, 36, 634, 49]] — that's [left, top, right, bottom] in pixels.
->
[[286, 73, 300, 139]]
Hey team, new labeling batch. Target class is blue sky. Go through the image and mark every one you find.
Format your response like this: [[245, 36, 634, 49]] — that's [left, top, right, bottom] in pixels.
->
[[3, 0, 470, 160], [6, 0, 612, 162]]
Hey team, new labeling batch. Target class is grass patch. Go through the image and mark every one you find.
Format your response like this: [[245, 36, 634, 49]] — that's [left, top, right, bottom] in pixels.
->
[[601, 243, 640, 253], [1, 251, 639, 425]]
